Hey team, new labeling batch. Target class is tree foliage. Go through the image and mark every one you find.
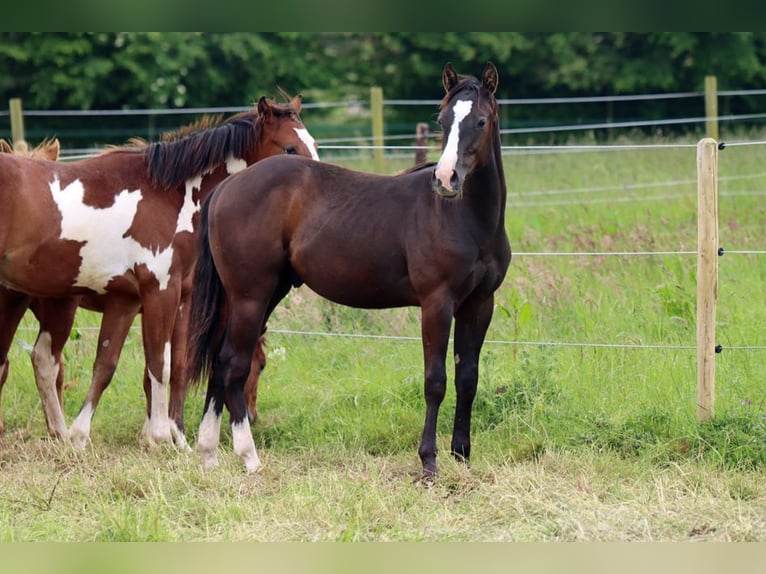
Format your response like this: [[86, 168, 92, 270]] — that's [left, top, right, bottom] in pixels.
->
[[2, 33, 765, 146]]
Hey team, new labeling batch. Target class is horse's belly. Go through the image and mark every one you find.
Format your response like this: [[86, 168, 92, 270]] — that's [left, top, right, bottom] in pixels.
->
[[295, 258, 417, 309]]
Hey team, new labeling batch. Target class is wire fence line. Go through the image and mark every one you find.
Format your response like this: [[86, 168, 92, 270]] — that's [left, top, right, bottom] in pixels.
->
[[11, 115, 766, 356]]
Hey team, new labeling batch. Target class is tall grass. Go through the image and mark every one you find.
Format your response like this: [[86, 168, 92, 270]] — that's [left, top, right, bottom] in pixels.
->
[[3, 133, 766, 540]]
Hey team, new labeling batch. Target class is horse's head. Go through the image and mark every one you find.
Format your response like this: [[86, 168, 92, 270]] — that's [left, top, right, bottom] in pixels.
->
[[0, 138, 60, 161], [432, 62, 499, 198], [253, 94, 320, 162]]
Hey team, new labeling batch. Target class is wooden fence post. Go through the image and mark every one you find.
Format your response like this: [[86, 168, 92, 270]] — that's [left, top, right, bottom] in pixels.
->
[[415, 122, 429, 165], [704, 76, 718, 141], [370, 86, 384, 173], [696, 137, 719, 421], [9, 98, 25, 143]]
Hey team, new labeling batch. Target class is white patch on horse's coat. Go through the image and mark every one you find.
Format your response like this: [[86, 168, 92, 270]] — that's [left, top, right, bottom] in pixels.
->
[[176, 178, 201, 234], [295, 128, 320, 161], [50, 177, 175, 293], [232, 418, 262, 474], [197, 398, 222, 469], [226, 155, 248, 175], [69, 402, 95, 449], [31, 331, 69, 439], [434, 99, 472, 191]]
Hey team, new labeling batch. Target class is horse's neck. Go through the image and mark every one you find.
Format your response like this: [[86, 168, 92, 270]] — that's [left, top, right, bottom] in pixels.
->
[[467, 140, 506, 233]]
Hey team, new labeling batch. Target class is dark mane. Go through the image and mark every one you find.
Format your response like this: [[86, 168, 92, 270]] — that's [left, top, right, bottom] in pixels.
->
[[145, 110, 262, 189], [143, 100, 299, 190]]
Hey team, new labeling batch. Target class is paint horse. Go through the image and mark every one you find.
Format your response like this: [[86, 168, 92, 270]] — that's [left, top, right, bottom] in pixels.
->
[[0, 137, 66, 433], [0, 96, 319, 447], [187, 62, 511, 476]]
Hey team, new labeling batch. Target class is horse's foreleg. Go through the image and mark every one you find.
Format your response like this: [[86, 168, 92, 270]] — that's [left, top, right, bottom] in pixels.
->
[[417, 298, 454, 477], [244, 335, 267, 423], [138, 282, 182, 449], [0, 288, 32, 434], [451, 295, 495, 463], [29, 297, 79, 440], [69, 296, 139, 449]]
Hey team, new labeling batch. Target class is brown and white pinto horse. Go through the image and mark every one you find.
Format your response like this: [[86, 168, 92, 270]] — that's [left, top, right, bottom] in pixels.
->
[[0, 96, 318, 447], [187, 63, 510, 476]]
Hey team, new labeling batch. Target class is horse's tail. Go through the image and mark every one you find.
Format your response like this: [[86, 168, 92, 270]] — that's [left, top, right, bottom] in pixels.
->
[[186, 195, 227, 388]]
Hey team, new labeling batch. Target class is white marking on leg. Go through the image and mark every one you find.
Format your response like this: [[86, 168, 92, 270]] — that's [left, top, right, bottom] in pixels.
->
[[232, 418, 262, 474], [434, 99, 472, 191], [140, 341, 172, 447], [31, 332, 69, 439], [294, 128, 320, 161], [69, 402, 94, 449], [197, 397, 222, 469]]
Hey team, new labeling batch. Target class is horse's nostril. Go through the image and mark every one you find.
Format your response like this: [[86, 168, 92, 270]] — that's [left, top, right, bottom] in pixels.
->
[[450, 171, 459, 188]]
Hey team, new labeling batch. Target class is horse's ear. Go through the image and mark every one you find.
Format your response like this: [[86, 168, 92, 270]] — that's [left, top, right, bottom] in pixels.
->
[[257, 96, 272, 119], [0, 139, 11, 154], [289, 94, 303, 113], [47, 138, 61, 161], [442, 62, 459, 93], [482, 62, 499, 95]]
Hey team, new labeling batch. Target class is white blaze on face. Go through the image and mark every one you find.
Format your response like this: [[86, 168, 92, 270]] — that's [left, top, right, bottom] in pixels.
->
[[51, 178, 175, 293], [434, 99, 473, 191], [295, 128, 320, 161]]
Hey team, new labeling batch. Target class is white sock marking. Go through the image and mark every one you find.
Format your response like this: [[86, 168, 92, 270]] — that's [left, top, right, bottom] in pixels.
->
[[197, 397, 222, 469], [232, 418, 262, 474], [31, 332, 68, 439], [69, 402, 94, 449]]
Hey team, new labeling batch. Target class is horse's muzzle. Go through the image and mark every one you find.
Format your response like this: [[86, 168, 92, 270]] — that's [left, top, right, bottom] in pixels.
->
[[431, 169, 460, 198]]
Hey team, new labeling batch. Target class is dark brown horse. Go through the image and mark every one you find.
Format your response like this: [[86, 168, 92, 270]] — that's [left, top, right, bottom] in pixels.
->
[[0, 96, 318, 446], [187, 62, 510, 476]]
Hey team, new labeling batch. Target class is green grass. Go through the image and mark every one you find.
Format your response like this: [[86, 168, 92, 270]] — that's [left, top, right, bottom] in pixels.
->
[[3, 132, 766, 540]]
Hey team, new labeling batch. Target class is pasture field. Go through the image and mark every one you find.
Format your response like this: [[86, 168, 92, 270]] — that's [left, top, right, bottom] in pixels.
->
[[3, 133, 766, 541]]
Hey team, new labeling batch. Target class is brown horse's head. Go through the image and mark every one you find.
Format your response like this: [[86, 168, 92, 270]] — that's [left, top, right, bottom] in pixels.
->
[[432, 62, 499, 198], [253, 94, 320, 162]]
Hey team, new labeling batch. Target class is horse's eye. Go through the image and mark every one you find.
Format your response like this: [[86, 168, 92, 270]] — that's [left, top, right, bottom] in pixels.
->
[[284, 147, 297, 155], [477, 117, 487, 128]]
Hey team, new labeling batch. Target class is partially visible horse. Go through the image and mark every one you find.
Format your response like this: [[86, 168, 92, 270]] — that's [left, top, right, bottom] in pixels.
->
[[0, 96, 318, 446], [0, 138, 60, 160], [187, 62, 511, 476]]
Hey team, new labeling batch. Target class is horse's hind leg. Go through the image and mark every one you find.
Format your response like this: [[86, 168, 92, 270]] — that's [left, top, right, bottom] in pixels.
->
[[69, 295, 140, 448], [137, 279, 182, 448], [0, 288, 32, 434], [450, 295, 494, 463], [168, 281, 192, 446], [198, 297, 267, 473], [29, 297, 80, 440]]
